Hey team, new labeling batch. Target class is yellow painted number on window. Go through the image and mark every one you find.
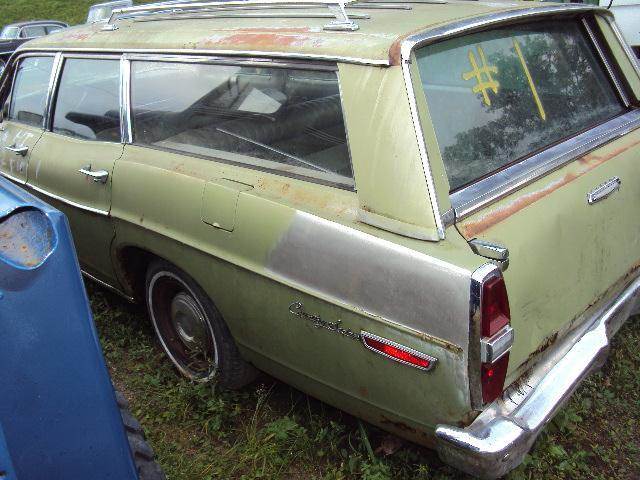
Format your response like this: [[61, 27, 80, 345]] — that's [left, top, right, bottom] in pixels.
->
[[462, 46, 499, 106], [513, 38, 546, 121]]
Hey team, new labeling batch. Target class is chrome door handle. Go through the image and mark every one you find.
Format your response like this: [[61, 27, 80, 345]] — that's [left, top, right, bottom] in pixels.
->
[[5, 145, 28, 157], [78, 166, 109, 184], [587, 176, 621, 205]]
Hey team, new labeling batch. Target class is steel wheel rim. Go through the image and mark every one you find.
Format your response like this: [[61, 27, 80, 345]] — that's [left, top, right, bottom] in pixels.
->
[[147, 271, 218, 382]]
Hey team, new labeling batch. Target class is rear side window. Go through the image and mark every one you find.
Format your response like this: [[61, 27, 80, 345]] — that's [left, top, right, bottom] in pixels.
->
[[46, 26, 64, 34], [416, 19, 626, 191], [9, 56, 54, 128], [52, 59, 121, 142], [21, 26, 47, 38], [130, 61, 353, 188]]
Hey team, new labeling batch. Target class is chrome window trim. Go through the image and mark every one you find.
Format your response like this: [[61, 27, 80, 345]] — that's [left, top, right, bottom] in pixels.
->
[[360, 330, 438, 372], [582, 18, 630, 108], [19, 47, 389, 67], [450, 109, 640, 220], [606, 17, 640, 78], [43, 52, 63, 131], [399, 5, 631, 225], [120, 55, 132, 143]]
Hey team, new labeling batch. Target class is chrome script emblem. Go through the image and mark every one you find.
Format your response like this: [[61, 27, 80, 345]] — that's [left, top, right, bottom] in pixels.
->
[[288, 302, 361, 340]]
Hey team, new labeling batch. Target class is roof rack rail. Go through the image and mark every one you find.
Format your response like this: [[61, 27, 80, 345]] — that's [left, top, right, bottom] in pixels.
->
[[106, 0, 365, 31]]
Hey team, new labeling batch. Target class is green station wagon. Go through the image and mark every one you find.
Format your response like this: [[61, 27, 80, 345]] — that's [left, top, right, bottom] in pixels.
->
[[1, 1, 638, 477]]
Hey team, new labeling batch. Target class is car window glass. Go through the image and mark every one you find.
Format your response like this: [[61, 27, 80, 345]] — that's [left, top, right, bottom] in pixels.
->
[[52, 58, 121, 141], [46, 26, 63, 34], [9, 56, 54, 128], [21, 26, 47, 38], [416, 19, 625, 191], [0, 27, 19, 40], [131, 61, 353, 188]]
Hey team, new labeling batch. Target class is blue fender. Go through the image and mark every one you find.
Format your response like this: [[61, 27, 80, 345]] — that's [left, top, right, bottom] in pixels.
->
[[0, 177, 139, 480]]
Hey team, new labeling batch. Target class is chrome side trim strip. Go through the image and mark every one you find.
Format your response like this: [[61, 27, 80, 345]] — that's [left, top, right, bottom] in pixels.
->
[[0, 170, 27, 185], [361, 330, 438, 372], [19, 47, 390, 67], [43, 52, 63, 131], [81, 269, 135, 302], [26, 183, 110, 216], [120, 55, 132, 143], [450, 110, 640, 220]]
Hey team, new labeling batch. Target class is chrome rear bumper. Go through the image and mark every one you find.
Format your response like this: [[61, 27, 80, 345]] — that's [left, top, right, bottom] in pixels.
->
[[435, 272, 640, 479]]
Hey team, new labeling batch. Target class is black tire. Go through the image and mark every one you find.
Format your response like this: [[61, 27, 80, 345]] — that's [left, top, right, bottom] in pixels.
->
[[115, 390, 166, 480], [145, 259, 258, 389]]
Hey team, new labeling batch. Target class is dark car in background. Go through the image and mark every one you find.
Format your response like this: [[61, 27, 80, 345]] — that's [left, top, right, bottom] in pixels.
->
[[0, 21, 67, 73]]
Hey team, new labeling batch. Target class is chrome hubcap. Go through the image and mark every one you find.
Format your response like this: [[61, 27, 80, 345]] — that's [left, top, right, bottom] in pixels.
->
[[170, 292, 208, 352]]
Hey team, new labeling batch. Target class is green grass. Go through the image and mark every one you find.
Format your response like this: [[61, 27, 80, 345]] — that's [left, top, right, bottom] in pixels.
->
[[88, 283, 640, 480], [0, 0, 153, 26]]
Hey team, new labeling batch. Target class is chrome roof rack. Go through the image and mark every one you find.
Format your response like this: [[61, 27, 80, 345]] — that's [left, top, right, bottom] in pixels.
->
[[106, 0, 373, 31]]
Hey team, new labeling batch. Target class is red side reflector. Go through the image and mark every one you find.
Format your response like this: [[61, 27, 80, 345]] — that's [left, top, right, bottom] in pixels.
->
[[481, 276, 510, 337], [361, 332, 437, 371], [481, 353, 509, 403]]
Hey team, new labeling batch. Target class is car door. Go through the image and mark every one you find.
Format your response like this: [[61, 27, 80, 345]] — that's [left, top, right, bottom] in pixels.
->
[[27, 55, 123, 283], [0, 55, 54, 185]]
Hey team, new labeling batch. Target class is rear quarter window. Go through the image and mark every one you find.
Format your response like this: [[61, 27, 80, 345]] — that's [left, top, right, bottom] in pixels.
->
[[9, 56, 54, 128], [130, 61, 353, 188], [416, 18, 626, 191]]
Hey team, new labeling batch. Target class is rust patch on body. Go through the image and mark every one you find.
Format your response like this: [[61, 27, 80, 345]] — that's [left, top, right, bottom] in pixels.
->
[[197, 29, 323, 50], [461, 136, 640, 237]]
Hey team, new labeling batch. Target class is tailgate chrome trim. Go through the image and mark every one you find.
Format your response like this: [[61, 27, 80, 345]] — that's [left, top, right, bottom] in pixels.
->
[[435, 270, 640, 479], [451, 109, 640, 220]]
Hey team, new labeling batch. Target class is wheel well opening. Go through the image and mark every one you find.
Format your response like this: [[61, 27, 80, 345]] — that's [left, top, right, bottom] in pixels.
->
[[116, 246, 158, 302]]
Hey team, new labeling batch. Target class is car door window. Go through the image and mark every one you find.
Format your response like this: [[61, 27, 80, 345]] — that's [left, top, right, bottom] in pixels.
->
[[52, 58, 121, 142], [21, 26, 47, 38], [130, 61, 353, 188], [9, 56, 54, 128]]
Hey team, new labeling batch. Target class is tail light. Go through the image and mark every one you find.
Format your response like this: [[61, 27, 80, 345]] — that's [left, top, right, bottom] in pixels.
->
[[478, 270, 514, 404]]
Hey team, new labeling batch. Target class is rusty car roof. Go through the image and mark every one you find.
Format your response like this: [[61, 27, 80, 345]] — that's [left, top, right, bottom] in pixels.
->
[[21, 1, 584, 65]]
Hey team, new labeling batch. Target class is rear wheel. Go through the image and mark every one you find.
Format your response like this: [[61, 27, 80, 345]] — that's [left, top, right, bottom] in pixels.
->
[[145, 259, 257, 388]]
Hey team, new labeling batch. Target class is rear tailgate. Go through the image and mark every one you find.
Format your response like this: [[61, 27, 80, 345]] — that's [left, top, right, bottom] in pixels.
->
[[457, 127, 640, 377]]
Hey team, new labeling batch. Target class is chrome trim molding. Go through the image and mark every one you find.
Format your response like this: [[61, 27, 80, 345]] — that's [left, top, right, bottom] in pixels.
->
[[0, 169, 27, 185], [81, 269, 135, 302], [450, 110, 640, 220], [43, 52, 63, 131], [480, 325, 513, 363], [26, 183, 110, 216], [607, 17, 640, 78], [120, 55, 132, 143], [436, 269, 640, 479], [19, 47, 390, 67], [582, 18, 630, 108], [356, 208, 440, 241], [361, 330, 437, 372], [400, 53, 445, 240]]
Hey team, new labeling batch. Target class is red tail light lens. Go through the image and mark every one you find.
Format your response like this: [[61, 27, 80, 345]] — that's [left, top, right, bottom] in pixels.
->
[[481, 353, 509, 403], [480, 274, 512, 404], [481, 276, 510, 337], [361, 333, 437, 371]]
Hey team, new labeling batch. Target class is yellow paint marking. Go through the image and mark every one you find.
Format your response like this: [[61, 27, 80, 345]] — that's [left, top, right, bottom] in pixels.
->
[[462, 46, 499, 106], [513, 38, 546, 121]]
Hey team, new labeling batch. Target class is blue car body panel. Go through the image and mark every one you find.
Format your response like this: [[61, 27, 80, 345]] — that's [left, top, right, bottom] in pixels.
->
[[0, 177, 138, 479]]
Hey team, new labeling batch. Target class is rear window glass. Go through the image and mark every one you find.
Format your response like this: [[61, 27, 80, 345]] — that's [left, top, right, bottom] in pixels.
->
[[416, 19, 626, 191], [52, 58, 121, 142], [9, 56, 54, 128], [130, 61, 353, 188], [21, 26, 47, 38]]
